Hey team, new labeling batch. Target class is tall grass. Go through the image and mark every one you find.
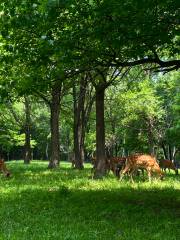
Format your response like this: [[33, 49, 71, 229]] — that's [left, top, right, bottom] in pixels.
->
[[0, 161, 179, 240]]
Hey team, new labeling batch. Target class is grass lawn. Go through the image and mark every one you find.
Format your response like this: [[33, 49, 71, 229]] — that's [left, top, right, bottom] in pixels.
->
[[0, 161, 179, 240]]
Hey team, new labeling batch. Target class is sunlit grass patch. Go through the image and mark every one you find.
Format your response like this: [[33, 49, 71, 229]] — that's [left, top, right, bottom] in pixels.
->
[[0, 160, 179, 240]]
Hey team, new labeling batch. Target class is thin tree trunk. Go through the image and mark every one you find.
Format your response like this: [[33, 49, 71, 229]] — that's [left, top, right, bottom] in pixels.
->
[[115, 143, 118, 157], [168, 145, 172, 160], [73, 120, 84, 169], [93, 87, 106, 178], [161, 143, 168, 159], [73, 81, 84, 169], [48, 83, 62, 169], [46, 141, 49, 160], [80, 105, 86, 165], [111, 120, 116, 157], [172, 146, 177, 161], [122, 135, 127, 157], [24, 96, 31, 164], [146, 118, 155, 155], [73, 76, 94, 169]]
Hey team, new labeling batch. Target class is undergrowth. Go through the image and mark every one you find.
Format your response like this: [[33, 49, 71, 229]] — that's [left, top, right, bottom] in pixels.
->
[[0, 161, 179, 240]]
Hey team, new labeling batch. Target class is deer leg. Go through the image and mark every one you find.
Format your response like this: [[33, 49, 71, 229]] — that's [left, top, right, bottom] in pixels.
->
[[141, 169, 145, 177], [119, 166, 130, 181], [130, 169, 136, 183], [130, 173, 134, 183], [147, 170, 152, 182]]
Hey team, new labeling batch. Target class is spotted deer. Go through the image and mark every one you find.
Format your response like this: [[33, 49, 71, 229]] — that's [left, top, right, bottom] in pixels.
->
[[120, 154, 163, 182], [108, 156, 126, 177], [91, 156, 110, 174]]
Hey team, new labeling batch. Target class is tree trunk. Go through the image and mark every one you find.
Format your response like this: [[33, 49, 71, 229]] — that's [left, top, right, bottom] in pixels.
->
[[168, 145, 172, 160], [73, 79, 85, 169], [73, 118, 84, 169], [172, 146, 177, 161], [48, 83, 62, 169], [115, 143, 118, 157], [93, 87, 106, 178], [80, 105, 86, 165], [73, 76, 95, 169], [24, 96, 32, 164], [46, 141, 49, 160], [146, 117, 155, 155], [161, 142, 168, 159]]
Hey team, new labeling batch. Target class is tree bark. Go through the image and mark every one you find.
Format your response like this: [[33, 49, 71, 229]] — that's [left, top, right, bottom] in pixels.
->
[[73, 76, 95, 169], [73, 77, 87, 169], [172, 146, 177, 161], [48, 83, 62, 169], [45, 142, 49, 160], [168, 145, 172, 160], [93, 86, 106, 178], [24, 96, 32, 164], [146, 117, 155, 155], [161, 142, 168, 159]]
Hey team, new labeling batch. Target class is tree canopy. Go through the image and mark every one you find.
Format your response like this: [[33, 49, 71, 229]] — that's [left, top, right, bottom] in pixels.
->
[[0, 0, 179, 171]]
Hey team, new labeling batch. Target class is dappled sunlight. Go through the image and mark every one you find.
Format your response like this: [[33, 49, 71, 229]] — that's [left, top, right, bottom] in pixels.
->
[[0, 161, 179, 240], [2, 161, 180, 192], [0, 0, 179, 238]]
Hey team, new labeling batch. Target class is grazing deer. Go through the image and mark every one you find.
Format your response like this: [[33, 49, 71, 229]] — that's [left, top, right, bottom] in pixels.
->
[[0, 159, 10, 177], [109, 156, 145, 178], [159, 159, 178, 175], [108, 156, 127, 177], [91, 156, 110, 174], [120, 154, 163, 182]]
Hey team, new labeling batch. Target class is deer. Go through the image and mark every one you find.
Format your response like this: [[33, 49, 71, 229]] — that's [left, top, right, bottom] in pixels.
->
[[159, 159, 178, 175], [108, 156, 127, 177], [91, 156, 110, 174], [120, 154, 164, 182], [0, 159, 10, 177], [109, 156, 145, 178]]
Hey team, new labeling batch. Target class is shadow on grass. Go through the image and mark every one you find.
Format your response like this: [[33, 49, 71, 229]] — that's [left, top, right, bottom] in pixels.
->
[[0, 184, 179, 240]]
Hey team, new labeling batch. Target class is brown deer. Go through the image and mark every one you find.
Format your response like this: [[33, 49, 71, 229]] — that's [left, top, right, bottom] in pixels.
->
[[0, 159, 10, 177], [108, 156, 127, 177], [91, 156, 110, 174], [159, 159, 178, 175], [120, 154, 163, 182], [109, 156, 145, 178]]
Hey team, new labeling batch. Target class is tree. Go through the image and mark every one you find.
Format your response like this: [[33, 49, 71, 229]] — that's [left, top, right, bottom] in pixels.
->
[[23, 96, 32, 163], [72, 73, 95, 169], [156, 71, 180, 160], [8, 96, 32, 163], [67, 0, 179, 177], [1, 0, 179, 175], [0, 99, 37, 160], [0, 1, 71, 167]]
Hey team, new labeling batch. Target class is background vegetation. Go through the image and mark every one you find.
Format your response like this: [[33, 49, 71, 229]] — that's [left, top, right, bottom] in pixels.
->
[[0, 1, 179, 239]]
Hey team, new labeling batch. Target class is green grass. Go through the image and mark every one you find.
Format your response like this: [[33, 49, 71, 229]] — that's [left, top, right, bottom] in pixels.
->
[[0, 161, 179, 240]]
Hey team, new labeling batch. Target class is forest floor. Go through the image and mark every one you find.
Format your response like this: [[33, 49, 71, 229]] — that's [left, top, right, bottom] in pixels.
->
[[0, 161, 179, 240]]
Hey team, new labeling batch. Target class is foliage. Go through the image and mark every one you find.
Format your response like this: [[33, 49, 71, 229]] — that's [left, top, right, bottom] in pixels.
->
[[103, 70, 179, 156], [156, 72, 180, 147], [0, 0, 179, 160]]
